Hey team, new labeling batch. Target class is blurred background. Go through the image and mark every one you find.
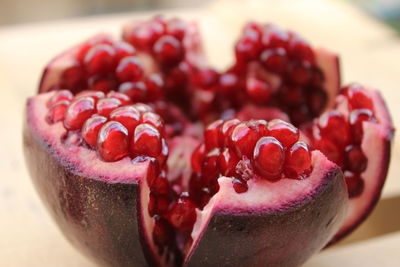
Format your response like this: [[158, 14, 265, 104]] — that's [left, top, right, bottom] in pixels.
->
[[1, 0, 400, 33]]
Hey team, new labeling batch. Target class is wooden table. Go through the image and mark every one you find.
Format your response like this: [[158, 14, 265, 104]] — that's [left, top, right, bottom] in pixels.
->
[[0, 0, 399, 266]]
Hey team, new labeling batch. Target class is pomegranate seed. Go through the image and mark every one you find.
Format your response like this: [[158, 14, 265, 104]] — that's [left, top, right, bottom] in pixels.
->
[[189, 172, 204, 191], [253, 136, 284, 179], [167, 193, 197, 231], [201, 148, 221, 186], [189, 173, 205, 201], [106, 91, 132, 105], [219, 148, 239, 177], [47, 100, 70, 124], [84, 44, 116, 75], [251, 120, 269, 137], [204, 119, 224, 150], [219, 119, 241, 146], [230, 122, 260, 158], [193, 68, 219, 90], [128, 21, 164, 50], [47, 90, 73, 108], [191, 144, 206, 173], [153, 35, 184, 67], [313, 137, 344, 167], [290, 105, 312, 126], [243, 21, 262, 35], [76, 36, 114, 62], [307, 88, 328, 116], [109, 106, 140, 135], [153, 216, 174, 247], [116, 56, 144, 82], [96, 98, 122, 118], [157, 138, 169, 167], [345, 84, 374, 110], [132, 103, 153, 113], [118, 81, 147, 103], [64, 97, 96, 130], [261, 27, 289, 49], [284, 141, 312, 178], [279, 85, 304, 107], [82, 115, 107, 147], [164, 63, 188, 91], [145, 74, 164, 101], [345, 145, 367, 173], [145, 157, 161, 186], [318, 111, 351, 147], [97, 121, 129, 162], [150, 172, 171, 195], [310, 67, 325, 87], [88, 75, 117, 92], [75, 90, 105, 102], [344, 171, 365, 198], [288, 38, 314, 63], [166, 18, 186, 41], [131, 123, 162, 158], [141, 112, 164, 134], [114, 41, 136, 63], [76, 43, 93, 63], [232, 178, 248, 193], [61, 62, 85, 90], [235, 32, 261, 63], [349, 109, 374, 144], [246, 78, 272, 104], [148, 193, 170, 216], [219, 73, 241, 96], [259, 48, 288, 74], [267, 119, 299, 147], [289, 61, 312, 85], [153, 15, 168, 28]]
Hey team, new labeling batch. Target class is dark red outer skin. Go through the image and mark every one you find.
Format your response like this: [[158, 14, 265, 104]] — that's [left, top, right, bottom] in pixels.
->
[[327, 136, 392, 246], [186, 168, 347, 267], [23, 114, 149, 267]]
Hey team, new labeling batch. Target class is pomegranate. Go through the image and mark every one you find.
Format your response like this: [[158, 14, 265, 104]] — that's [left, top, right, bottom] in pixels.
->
[[23, 17, 393, 267]]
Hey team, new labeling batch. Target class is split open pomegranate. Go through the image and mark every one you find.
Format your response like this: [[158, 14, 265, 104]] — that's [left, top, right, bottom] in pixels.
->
[[23, 16, 394, 267]]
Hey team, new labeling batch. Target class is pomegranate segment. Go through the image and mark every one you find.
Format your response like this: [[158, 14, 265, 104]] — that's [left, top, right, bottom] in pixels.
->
[[327, 86, 394, 245], [214, 21, 341, 126], [25, 16, 394, 267]]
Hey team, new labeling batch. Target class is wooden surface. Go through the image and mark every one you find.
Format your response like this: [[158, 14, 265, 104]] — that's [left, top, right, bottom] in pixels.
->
[[0, 0, 399, 266]]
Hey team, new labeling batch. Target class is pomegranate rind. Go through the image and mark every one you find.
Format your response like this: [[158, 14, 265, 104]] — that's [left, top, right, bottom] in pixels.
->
[[185, 151, 347, 267], [328, 88, 394, 245], [23, 92, 152, 266]]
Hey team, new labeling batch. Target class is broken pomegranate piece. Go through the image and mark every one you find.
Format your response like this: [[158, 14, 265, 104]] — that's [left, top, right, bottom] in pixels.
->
[[24, 16, 393, 267]]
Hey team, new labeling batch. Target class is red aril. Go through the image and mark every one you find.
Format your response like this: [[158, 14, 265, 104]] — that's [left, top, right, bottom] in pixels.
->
[[82, 115, 108, 147], [253, 136, 285, 179], [131, 123, 162, 158], [64, 96, 96, 130], [116, 56, 144, 82], [97, 121, 129, 162]]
